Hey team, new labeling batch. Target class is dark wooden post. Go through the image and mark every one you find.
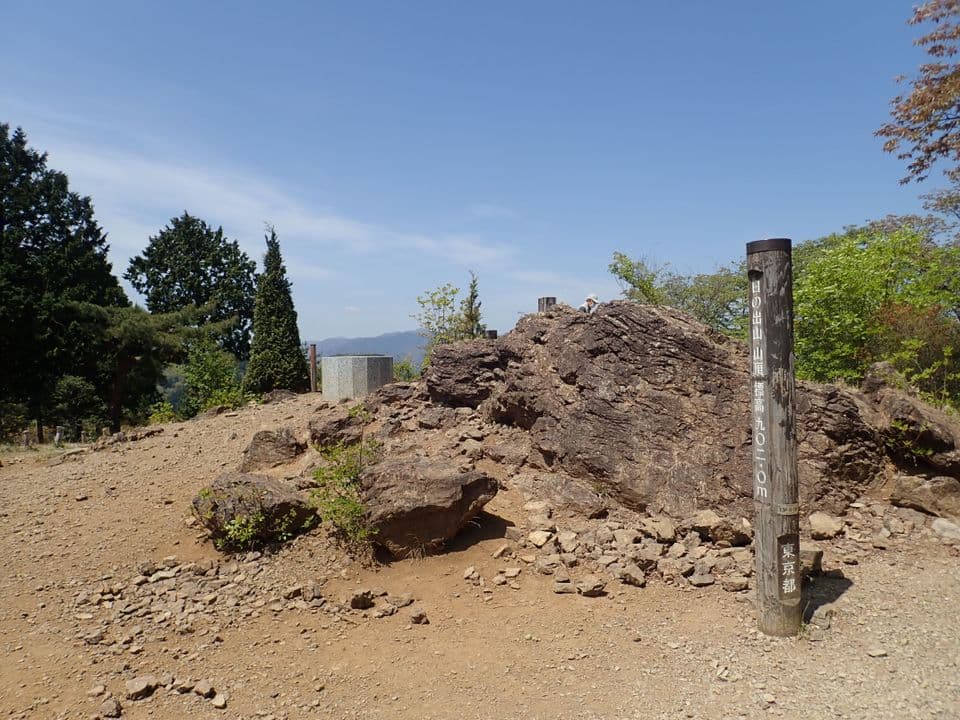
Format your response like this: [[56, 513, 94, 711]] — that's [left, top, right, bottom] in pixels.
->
[[538, 297, 556, 312], [747, 238, 801, 637], [308, 344, 318, 393], [485, 330, 498, 339]]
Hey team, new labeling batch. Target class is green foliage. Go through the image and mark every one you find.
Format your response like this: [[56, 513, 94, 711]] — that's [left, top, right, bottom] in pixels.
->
[[0, 401, 28, 443], [310, 404, 378, 545], [660, 262, 749, 339], [393, 356, 420, 382], [793, 227, 957, 396], [609, 252, 664, 304], [218, 512, 266, 552], [242, 227, 309, 394], [609, 252, 748, 338], [50, 375, 107, 439], [413, 273, 486, 369], [1, 123, 128, 439], [125, 212, 256, 359], [148, 401, 178, 424], [457, 271, 486, 339], [182, 337, 249, 416]]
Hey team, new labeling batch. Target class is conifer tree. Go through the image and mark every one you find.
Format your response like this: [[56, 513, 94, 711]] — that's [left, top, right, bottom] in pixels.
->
[[243, 228, 309, 394]]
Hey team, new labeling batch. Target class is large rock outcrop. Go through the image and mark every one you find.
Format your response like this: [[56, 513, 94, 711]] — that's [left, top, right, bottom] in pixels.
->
[[426, 302, 892, 519]]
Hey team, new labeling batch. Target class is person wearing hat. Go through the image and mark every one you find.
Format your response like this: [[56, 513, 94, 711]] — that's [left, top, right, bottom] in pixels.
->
[[578, 293, 600, 314]]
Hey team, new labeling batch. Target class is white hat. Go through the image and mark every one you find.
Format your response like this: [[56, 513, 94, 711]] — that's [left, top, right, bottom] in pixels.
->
[[585, 293, 599, 303]]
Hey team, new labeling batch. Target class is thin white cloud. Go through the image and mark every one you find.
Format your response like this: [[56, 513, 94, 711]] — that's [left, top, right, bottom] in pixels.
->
[[20, 119, 515, 269], [343, 305, 361, 314]]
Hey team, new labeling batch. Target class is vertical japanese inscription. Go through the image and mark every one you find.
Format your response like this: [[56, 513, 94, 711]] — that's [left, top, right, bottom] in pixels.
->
[[750, 276, 768, 502], [778, 535, 801, 599]]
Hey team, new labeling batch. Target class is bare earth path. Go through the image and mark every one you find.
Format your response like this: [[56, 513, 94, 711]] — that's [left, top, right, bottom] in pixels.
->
[[2, 396, 958, 720]]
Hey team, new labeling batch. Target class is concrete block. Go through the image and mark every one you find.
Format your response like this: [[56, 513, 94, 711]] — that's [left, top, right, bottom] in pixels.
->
[[321, 355, 394, 401]]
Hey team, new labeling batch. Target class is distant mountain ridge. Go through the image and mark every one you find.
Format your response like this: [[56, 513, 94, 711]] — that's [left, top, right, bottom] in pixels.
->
[[309, 330, 425, 366]]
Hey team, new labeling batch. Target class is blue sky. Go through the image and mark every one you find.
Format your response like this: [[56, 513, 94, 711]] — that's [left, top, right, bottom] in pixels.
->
[[1, 1, 936, 339]]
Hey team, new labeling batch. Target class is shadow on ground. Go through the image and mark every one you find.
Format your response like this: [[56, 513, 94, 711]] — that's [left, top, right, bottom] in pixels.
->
[[804, 571, 854, 619]]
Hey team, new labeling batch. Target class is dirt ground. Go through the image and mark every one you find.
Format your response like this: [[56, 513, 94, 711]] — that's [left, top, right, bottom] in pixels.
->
[[1, 395, 958, 720]]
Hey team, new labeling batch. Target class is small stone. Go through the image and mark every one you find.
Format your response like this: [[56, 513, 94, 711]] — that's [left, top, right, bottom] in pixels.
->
[[502, 567, 521, 579], [809, 511, 844, 540], [282, 585, 302, 599], [553, 581, 577, 594], [931, 518, 960, 542], [99, 697, 122, 718], [194, 679, 216, 698], [688, 572, 715, 587], [386, 592, 413, 608], [617, 563, 645, 587], [721, 576, 749, 592], [576, 574, 606, 597], [211, 693, 228, 709], [463, 566, 477, 580], [409, 606, 429, 624], [125, 675, 158, 701], [75, 493, 88, 501], [528, 530, 553, 548], [866, 647, 888, 658], [87, 685, 107, 697], [492, 544, 512, 559], [492, 574, 507, 586]]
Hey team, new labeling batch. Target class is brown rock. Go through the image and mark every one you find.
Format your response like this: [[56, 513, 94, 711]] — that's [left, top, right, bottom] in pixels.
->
[[361, 459, 498, 557], [891, 475, 960, 522], [191, 472, 317, 551], [239, 428, 306, 472]]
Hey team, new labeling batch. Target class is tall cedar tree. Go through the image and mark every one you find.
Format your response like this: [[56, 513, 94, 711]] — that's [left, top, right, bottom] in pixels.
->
[[458, 271, 485, 339], [0, 124, 128, 439], [877, 0, 960, 182], [242, 228, 309, 393], [125, 212, 256, 358]]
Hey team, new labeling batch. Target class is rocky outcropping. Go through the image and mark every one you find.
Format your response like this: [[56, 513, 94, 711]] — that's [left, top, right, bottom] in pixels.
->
[[427, 302, 888, 519], [239, 428, 306, 472]]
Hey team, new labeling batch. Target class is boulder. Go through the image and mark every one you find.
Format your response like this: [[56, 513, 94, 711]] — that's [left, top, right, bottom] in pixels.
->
[[192, 472, 317, 551], [239, 428, 306, 472], [931, 518, 960, 542], [890, 475, 960, 521], [361, 459, 498, 557], [308, 405, 363, 448], [424, 302, 885, 524], [874, 389, 960, 474], [261, 389, 297, 404]]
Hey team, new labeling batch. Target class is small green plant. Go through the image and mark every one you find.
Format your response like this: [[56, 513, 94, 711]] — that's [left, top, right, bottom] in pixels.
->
[[217, 512, 265, 551], [883, 418, 935, 462], [148, 400, 178, 424], [393, 356, 420, 382], [310, 403, 379, 546]]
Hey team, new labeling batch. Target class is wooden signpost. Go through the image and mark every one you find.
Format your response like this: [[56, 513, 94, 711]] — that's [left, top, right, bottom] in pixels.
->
[[308, 343, 318, 393], [747, 238, 802, 637]]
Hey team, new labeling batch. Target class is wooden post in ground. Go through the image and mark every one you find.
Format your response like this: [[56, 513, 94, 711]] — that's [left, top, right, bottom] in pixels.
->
[[538, 297, 556, 312], [746, 238, 802, 637], [308, 344, 318, 393]]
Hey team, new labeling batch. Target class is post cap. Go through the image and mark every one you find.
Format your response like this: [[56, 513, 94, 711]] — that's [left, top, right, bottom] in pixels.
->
[[746, 238, 791, 255]]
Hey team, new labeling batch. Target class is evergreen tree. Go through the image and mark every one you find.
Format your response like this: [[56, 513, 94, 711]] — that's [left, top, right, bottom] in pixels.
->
[[243, 228, 309, 394], [0, 123, 128, 439], [458, 271, 485, 339], [125, 212, 257, 359]]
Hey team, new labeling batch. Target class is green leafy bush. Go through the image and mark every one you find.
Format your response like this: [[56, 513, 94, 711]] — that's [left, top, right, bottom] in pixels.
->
[[148, 401, 177, 424]]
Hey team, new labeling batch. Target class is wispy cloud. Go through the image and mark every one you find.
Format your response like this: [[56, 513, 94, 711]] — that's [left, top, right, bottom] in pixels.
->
[[20, 116, 516, 269]]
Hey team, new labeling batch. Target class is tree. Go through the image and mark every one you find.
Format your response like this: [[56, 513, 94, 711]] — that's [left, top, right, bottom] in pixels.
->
[[457, 271, 485, 339], [659, 263, 749, 339], [608, 252, 664, 304], [413, 282, 462, 369], [242, 227, 309, 394], [793, 225, 958, 403], [877, 0, 960, 183], [125, 212, 257, 358], [182, 336, 245, 416], [0, 123, 128, 439]]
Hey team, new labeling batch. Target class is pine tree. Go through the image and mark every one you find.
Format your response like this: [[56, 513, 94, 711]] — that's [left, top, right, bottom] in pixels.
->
[[458, 271, 485, 339], [243, 228, 309, 394], [0, 124, 128, 439]]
